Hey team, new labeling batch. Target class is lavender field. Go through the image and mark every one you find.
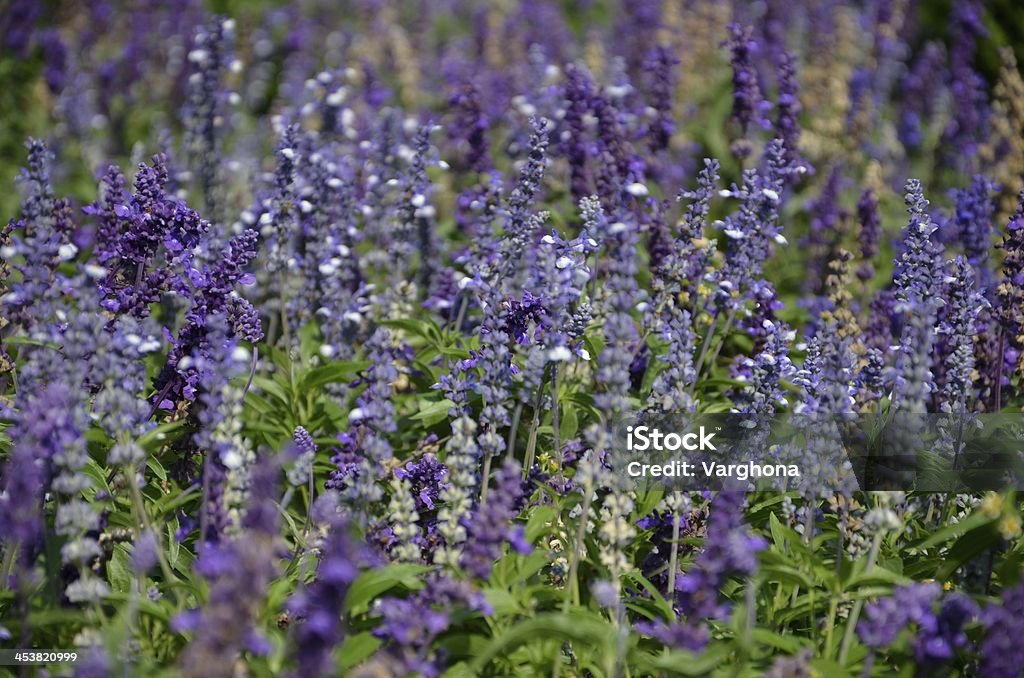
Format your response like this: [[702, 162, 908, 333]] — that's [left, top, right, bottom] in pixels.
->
[[2, 1, 1024, 676]]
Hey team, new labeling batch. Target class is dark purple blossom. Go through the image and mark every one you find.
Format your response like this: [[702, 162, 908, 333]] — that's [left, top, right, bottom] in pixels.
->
[[395, 454, 449, 512]]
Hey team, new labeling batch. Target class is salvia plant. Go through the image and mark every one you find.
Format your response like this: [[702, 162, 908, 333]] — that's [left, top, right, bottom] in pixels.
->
[[1, 2, 1024, 677]]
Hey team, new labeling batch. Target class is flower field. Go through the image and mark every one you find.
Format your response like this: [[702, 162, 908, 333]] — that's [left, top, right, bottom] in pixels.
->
[[3, 1, 1024, 676]]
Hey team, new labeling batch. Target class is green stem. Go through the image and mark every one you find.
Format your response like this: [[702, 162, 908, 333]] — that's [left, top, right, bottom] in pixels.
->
[[551, 365, 561, 467], [480, 453, 493, 503], [803, 505, 816, 642], [667, 509, 681, 611], [824, 595, 839, 659], [506, 402, 523, 461], [838, 531, 883, 665], [1, 545, 17, 590], [125, 471, 178, 603], [242, 346, 258, 398], [523, 407, 540, 479], [564, 488, 594, 611], [199, 451, 211, 556], [689, 315, 719, 392], [702, 307, 738, 379]]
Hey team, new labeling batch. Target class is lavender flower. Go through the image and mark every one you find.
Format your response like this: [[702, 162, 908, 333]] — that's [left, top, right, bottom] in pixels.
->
[[732, 318, 795, 417], [288, 496, 368, 678], [498, 116, 550, 277], [191, 315, 253, 542], [891, 180, 944, 411], [724, 23, 771, 155], [897, 42, 946, 151], [0, 384, 77, 581], [387, 476, 421, 563], [434, 416, 481, 567], [5, 140, 76, 331], [183, 16, 237, 216], [460, 460, 529, 579], [644, 304, 697, 416], [638, 491, 766, 651], [343, 329, 398, 463], [372, 575, 491, 678], [714, 139, 795, 313], [997, 192, 1024, 383], [952, 175, 998, 297], [394, 454, 448, 513], [90, 154, 211, 319], [562, 64, 595, 204], [774, 51, 807, 172], [938, 257, 986, 413], [448, 82, 491, 173], [980, 582, 1024, 677], [856, 187, 881, 282], [593, 214, 641, 422], [803, 165, 844, 295], [643, 45, 677, 154], [154, 227, 260, 410], [942, 0, 989, 170], [287, 426, 316, 488], [176, 459, 281, 676], [858, 583, 977, 667]]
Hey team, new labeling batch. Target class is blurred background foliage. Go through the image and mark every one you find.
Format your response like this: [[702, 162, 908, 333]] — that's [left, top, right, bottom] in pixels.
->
[[1, 0, 1023, 250]]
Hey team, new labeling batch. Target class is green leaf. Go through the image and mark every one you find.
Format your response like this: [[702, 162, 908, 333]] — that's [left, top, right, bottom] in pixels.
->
[[299, 360, 371, 392], [768, 513, 810, 559], [559, 401, 578, 440], [411, 399, 456, 427], [760, 561, 814, 590], [935, 521, 1003, 582], [138, 419, 187, 450], [467, 611, 616, 672], [339, 632, 382, 671], [251, 375, 292, 406], [845, 566, 909, 590], [344, 564, 433, 615], [525, 504, 557, 543], [380, 318, 443, 343], [166, 522, 180, 569], [298, 321, 323, 365], [482, 587, 521, 616], [148, 456, 168, 482], [752, 628, 809, 654], [814, 657, 855, 676], [2, 335, 60, 349], [910, 509, 992, 551], [622, 571, 674, 620], [108, 544, 132, 594], [627, 644, 731, 675]]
